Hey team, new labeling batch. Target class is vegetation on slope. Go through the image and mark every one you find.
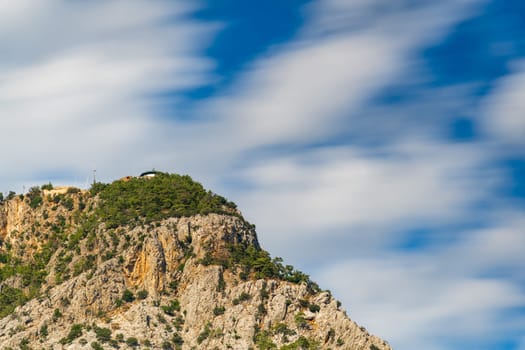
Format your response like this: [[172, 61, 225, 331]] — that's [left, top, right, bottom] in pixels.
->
[[91, 172, 238, 228], [0, 172, 320, 322], [200, 243, 321, 294]]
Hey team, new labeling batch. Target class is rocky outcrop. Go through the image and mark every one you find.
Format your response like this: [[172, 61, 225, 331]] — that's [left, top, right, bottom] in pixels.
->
[[0, 184, 391, 350]]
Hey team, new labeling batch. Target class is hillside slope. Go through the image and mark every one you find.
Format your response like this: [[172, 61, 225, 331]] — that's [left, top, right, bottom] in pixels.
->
[[0, 173, 391, 350]]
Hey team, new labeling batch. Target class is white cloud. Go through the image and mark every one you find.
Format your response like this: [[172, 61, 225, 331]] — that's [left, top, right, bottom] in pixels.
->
[[234, 142, 491, 245], [315, 219, 525, 350], [204, 1, 483, 149], [482, 60, 525, 149], [443, 214, 525, 281], [306, 0, 482, 38], [0, 0, 215, 190], [220, 34, 399, 146]]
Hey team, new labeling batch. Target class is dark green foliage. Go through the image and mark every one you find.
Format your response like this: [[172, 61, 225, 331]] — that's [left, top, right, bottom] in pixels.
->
[[172, 332, 184, 345], [213, 305, 225, 316], [273, 323, 296, 336], [94, 326, 112, 342], [308, 304, 320, 313], [370, 345, 380, 350], [40, 323, 49, 338], [6, 191, 16, 200], [63, 324, 83, 343], [172, 315, 185, 331], [226, 244, 320, 293], [0, 286, 27, 317], [260, 283, 269, 299], [257, 303, 267, 317], [93, 173, 238, 229], [136, 289, 148, 300], [62, 197, 74, 211], [89, 182, 108, 195], [72, 255, 95, 276], [217, 272, 226, 292], [294, 312, 308, 329], [254, 330, 277, 349], [122, 289, 134, 303], [326, 328, 335, 343], [67, 187, 80, 194], [162, 341, 174, 350], [19, 338, 30, 350], [279, 336, 319, 350], [41, 183, 53, 190], [239, 292, 252, 302], [126, 337, 139, 347], [28, 186, 43, 209], [197, 322, 212, 344], [91, 341, 104, 350], [161, 299, 181, 316], [52, 308, 62, 321]]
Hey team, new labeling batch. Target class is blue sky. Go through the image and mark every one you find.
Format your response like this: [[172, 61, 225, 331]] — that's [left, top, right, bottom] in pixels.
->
[[0, 1, 524, 349]]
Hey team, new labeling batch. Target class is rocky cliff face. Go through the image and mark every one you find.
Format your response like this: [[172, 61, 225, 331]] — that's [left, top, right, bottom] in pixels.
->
[[0, 176, 391, 350]]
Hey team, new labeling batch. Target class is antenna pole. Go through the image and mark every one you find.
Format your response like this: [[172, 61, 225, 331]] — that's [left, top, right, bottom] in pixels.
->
[[93, 169, 97, 185]]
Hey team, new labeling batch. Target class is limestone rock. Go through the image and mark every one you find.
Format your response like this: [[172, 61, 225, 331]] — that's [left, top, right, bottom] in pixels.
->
[[0, 183, 391, 349]]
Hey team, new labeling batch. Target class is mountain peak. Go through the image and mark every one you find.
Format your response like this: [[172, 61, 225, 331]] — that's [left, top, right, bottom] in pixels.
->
[[0, 174, 391, 349]]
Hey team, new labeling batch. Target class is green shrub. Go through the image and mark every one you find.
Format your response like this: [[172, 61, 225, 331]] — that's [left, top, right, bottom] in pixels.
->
[[213, 305, 225, 316], [0, 286, 27, 317], [62, 198, 74, 211], [126, 337, 139, 347], [168, 280, 178, 290], [19, 338, 30, 350], [197, 323, 212, 344], [91, 341, 104, 350], [28, 186, 43, 209], [136, 290, 148, 300], [41, 183, 53, 190], [172, 332, 184, 345], [254, 330, 277, 349], [65, 324, 83, 342], [52, 308, 62, 321], [273, 323, 295, 336], [308, 304, 320, 313], [94, 326, 112, 342], [294, 312, 308, 329], [279, 336, 319, 350], [238, 292, 251, 302], [40, 323, 49, 338], [257, 303, 267, 317], [122, 289, 134, 303], [162, 340, 174, 350], [161, 299, 180, 316]]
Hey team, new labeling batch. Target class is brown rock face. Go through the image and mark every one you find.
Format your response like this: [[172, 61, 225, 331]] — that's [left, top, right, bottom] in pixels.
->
[[0, 189, 391, 350]]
